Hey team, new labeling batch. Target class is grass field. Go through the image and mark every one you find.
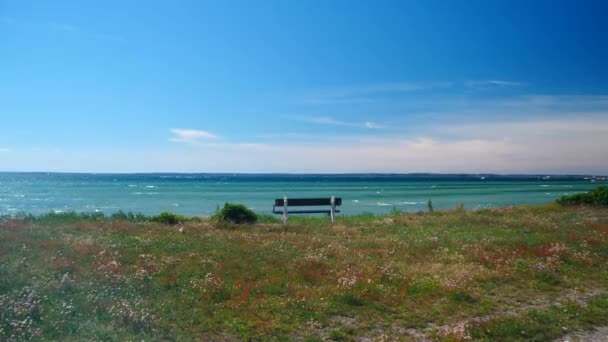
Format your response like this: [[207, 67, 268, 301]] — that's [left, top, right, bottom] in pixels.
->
[[1, 204, 607, 341]]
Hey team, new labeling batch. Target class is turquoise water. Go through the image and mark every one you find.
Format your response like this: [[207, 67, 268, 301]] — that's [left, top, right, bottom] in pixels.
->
[[0, 173, 605, 216]]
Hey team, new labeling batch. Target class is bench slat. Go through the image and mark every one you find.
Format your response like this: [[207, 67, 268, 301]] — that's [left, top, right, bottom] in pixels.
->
[[273, 209, 341, 214], [274, 197, 342, 206]]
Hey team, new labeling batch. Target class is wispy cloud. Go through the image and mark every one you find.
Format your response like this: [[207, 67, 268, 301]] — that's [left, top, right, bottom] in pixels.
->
[[160, 117, 608, 174], [300, 82, 452, 104], [298, 80, 530, 104], [7, 115, 607, 173], [48, 21, 127, 43], [439, 117, 608, 137], [1, 17, 126, 43], [296, 116, 384, 129], [169, 128, 218, 144], [465, 80, 527, 88], [364, 121, 383, 129], [49, 21, 79, 32]]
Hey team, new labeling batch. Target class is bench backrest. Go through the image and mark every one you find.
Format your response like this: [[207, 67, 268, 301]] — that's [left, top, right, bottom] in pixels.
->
[[274, 197, 342, 207]]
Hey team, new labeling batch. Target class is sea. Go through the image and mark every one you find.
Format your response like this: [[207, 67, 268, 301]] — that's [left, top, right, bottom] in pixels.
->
[[0, 173, 605, 217]]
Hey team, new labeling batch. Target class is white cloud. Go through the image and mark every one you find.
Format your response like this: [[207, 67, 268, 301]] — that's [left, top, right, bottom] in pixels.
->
[[193, 117, 608, 173], [152, 117, 606, 173], [169, 128, 218, 144], [465, 80, 527, 88], [438, 117, 608, 140], [4, 117, 607, 173], [49, 22, 79, 32], [300, 82, 452, 104], [364, 121, 383, 129], [297, 116, 384, 129]]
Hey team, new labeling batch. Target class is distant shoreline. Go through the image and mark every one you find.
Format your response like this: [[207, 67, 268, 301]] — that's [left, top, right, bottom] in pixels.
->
[[0, 171, 606, 180]]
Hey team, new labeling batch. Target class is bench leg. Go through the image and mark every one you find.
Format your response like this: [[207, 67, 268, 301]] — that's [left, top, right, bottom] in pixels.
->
[[330, 196, 336, 224], [282, 196, 288, 224]]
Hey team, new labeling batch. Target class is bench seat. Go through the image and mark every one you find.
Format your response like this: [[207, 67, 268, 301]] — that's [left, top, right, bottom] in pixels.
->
[[272, 209, 341, 214], [273, 196, 341, 223]]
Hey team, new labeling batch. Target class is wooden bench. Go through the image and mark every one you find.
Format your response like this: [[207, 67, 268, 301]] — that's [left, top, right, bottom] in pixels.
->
[[272, 196, 342, 224]]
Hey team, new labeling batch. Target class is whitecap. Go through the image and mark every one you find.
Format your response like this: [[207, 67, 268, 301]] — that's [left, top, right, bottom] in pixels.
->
[[145, 185, 156, 188], [128, 184, 137, 187], [352, 200, 359, 203], [171, 203, 179, 207], [541, 185, 550, 187], [398, 201, 421, 205], [133, 191, 158, 195], [377, 202, 391, 206]]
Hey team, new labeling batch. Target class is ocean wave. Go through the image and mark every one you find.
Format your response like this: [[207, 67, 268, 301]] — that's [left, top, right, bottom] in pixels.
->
[[145, 185, 156, 188], [376, 202, 391, 206], [352, 199, 359, 203], [398, 201, 422, 205], [132, 192, 159, 195]]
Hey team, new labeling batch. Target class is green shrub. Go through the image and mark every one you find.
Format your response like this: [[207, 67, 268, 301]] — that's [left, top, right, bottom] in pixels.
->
[[427, 199, 434, 213], [26, 211, 105, 224], [455, 202, 464, 211], [150, 211, 186, 225], [216, 203, 257, 224], [111, 210, 149, 222], [556, 186, 608, 206], [390, 206, 402, 217]]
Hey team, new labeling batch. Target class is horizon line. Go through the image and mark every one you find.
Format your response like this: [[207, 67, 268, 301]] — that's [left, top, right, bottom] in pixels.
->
[[0, 171, 606, 177]]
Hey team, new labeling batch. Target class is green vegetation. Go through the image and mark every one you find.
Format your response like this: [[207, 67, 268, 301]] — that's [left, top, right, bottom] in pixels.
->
[[1, 204, 607, 340], [150, 211, 188, 225], [557, 186, 608, 206], [214, 202, 258, 224]]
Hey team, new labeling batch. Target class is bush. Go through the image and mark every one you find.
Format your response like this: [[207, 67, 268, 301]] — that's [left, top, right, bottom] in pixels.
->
[[111, 210, 149, 222], [427, 199, 434, 213], [150, 211, 187, 225], [216, 203, 257, 224], [556, 186, 608, 206]]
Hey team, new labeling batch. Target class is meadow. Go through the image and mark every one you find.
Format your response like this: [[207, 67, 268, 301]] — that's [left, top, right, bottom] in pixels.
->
[[1, 204, 607, 341]]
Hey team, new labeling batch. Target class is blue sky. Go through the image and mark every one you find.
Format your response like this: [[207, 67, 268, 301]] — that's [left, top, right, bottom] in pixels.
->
[[1, 0, 607, 173]]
